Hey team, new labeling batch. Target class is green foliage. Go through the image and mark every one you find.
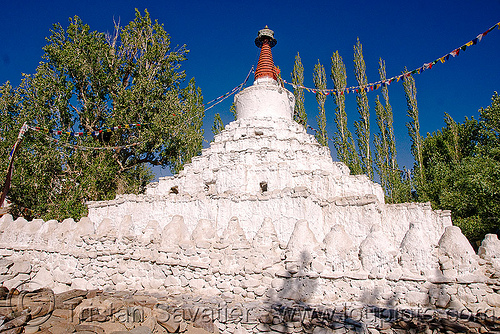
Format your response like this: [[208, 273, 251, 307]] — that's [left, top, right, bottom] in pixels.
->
[[229, 102, 237, 121], [402, 70, 424, 191], [421, 92, 500, 244], [0, 10, 204, 220], [291, 52, 307, 127], [212, 113, 224, 137], [373, 58, 402, 202], [353, 38, 373, 179], [313, 60, 328, 147], [330, 51, 362, 174]]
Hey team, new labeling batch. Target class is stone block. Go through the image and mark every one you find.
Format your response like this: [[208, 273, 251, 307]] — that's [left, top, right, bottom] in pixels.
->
[[254, 285, 267, 296], [189, 278, 206, 290], [404, 291, 429, 306], [3, 273, 31, 290], [486, 293, 500, 307], [241, 278, 260, 289], [161, 216, 191, 249], [0, 259, 13, 274]]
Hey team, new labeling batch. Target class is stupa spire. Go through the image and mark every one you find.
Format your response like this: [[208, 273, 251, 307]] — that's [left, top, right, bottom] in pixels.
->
[[254, 26, 278, 83]]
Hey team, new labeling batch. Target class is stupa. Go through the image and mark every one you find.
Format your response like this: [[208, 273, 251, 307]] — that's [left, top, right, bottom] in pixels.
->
[[87, 27, 449, 248]]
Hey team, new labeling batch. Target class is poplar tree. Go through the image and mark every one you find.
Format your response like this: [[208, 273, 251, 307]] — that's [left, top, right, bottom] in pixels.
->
[[374, 58, 400, 202], [353, 38, 373, 179], [402, 69, 424, 192], [443, 112, 461, 164], [374, 96, 390, 193], [330, 51, 361, 174], [229, 102, 237, 121], [211, 113, 224, 136], [291, 53, 307, 127], [313, 61, 328, 147]]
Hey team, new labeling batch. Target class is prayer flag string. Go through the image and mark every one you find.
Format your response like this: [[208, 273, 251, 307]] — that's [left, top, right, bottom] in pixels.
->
[[14, 67, 255, 152], [30, 123, 144, 138], [204, 66, 254, 111], [284, 21, 500, 96], [28, 126, 142, 151], [29, 66, 255, 139]]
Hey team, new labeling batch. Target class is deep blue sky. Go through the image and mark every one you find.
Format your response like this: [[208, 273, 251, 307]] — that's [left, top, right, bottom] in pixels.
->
[[1, 1, 499, 178]]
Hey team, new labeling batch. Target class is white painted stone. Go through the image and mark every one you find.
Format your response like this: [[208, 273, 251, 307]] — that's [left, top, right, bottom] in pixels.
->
[[140, 220, 161, 245], [164, 276, 181, 287], [160, 215, 191, 250], [0, 214, 13, 233], [235, 80, 294, 120], [38, 220, 60, 245], [438, 226, 479, 275], [118, 215, 136, 241], [32, 267, 55, 289], [191, 219, 218, 243], [399, 221, 439, 277], [359, 225, 398, 276], [75, 217, 95, 238], [220, 217, 250, 249], [9, 261, 31, 274], [0, 63, 491, 313], [478, 234, 500, 270], [189, 278, 206, 290], [252, 217, 280, 251], [285, 220, 321, 264], [323, 224, 361, 273], [97, 218, 117, 240], [53, 267, 72, 285], [23, 219, 44, 242]]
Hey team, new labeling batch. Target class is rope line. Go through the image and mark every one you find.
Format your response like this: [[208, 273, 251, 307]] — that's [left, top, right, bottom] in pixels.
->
[[204, 66, 254, 111], [284, 21, 500, 96], [28, 126, 142, 151], [16, 67, 255, 152]]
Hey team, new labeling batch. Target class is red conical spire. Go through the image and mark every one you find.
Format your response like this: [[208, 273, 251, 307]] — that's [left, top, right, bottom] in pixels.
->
[[254, 26, 278, 82]]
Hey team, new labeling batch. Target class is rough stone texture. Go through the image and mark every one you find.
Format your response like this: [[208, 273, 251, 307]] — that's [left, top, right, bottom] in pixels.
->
[[323, 224, 361, 274], [359, 225, 399, 278], [0, 211, 498, 314], [478, 234, 500, 271], [2, 288, 500, 334], [438, 226, 480, 276], [399, 221, 439, 277]]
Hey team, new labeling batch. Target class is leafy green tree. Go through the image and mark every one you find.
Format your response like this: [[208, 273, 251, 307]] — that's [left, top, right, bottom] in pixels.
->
[[374, 96, 390, 192], [330, 51, 361, 174], [0, 10, 204, 220], [313, 60, 328, 147], [212, 113, 224, 136], [229, 102, 237, 121], [421, 92, 500, 244], [291, 52, 307, 127], [373, 58, 404, 202], [402, 70, 424, 192], [353, 38, 373, 179]]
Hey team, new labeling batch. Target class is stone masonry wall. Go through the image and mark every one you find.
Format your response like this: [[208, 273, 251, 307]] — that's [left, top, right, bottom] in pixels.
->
[[2, 212, 500, 323]]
